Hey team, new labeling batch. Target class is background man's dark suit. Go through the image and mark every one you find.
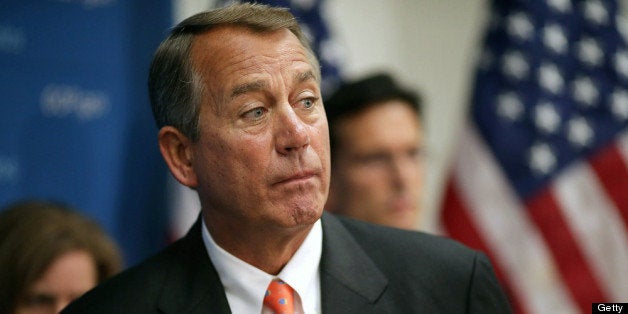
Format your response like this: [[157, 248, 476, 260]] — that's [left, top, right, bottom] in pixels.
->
[[63, 212, 510, 313]]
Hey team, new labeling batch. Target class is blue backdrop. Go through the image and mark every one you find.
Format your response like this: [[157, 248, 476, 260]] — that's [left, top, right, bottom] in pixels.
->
[[0, 0, 173, 267]]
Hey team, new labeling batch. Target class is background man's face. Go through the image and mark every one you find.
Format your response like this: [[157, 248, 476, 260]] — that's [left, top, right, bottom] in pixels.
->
[[329, 100, 423, 229]]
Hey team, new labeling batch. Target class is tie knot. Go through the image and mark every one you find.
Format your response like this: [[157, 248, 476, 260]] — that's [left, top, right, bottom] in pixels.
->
[[264, 279, 295, 314]]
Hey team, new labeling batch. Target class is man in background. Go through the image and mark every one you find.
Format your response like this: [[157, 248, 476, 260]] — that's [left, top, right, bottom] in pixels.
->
[[325, 73, 424, 230]]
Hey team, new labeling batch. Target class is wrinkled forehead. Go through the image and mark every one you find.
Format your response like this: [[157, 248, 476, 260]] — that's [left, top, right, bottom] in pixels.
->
[[192, 26, 316, 71], [189, 26, 319, 104]]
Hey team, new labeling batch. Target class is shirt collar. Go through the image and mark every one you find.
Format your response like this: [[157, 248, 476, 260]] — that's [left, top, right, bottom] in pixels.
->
[[202, 219, 322, 314]]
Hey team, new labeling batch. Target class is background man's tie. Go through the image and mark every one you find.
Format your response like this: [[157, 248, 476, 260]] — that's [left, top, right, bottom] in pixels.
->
[[263, 279, 295, 314]]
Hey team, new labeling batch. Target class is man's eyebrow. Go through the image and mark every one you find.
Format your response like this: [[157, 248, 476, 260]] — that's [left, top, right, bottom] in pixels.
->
[[230, 80, 268, 99], [229, 71, 316, 99], [295, 71, 316, 84]]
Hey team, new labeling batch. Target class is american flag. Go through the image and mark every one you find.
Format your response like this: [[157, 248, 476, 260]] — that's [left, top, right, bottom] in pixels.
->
[[441, 0, 628, 313]]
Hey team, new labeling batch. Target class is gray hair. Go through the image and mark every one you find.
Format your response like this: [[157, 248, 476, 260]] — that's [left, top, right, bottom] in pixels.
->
[[148, 3, 321, 142]]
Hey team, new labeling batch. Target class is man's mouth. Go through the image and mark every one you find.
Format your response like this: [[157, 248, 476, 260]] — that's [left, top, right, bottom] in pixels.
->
[[274, 171, 317, 186]]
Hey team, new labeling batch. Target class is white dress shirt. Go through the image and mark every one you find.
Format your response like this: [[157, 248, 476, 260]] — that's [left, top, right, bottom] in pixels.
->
[[202, 219, 322, 314]]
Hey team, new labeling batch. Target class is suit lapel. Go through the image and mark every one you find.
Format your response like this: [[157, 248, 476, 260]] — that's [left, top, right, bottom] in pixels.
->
[[320, 213, 389, 313], [156, 216, 232, 314], [152, 213, 389, 313]]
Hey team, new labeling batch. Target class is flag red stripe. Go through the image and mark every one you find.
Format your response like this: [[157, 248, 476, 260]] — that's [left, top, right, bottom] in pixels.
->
[[442, 181, 525, 314], [526, 188, 608, 312], [588, 144, 628, 232]]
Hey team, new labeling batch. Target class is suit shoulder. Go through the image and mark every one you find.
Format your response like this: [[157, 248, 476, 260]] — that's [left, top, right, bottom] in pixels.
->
[[324, 214, 511, 313], [62, 238, 187, 313], [334, 215, 479, 270]]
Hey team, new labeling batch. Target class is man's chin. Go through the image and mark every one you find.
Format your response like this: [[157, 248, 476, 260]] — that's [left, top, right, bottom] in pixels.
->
[[283, 202, 323, 226], [383, 207, 418, 229]]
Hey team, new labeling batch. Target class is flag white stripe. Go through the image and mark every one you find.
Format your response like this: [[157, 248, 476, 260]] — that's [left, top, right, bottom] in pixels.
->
[[553, 160, 628, 301], [454, 124, 578, 313]]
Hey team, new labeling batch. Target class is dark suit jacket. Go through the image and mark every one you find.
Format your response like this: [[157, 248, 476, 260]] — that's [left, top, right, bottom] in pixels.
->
[[63, 213, 511, 313]]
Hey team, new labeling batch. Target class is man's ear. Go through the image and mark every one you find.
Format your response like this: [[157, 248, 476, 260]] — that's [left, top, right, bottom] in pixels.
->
[[158, 126, 198, 188]]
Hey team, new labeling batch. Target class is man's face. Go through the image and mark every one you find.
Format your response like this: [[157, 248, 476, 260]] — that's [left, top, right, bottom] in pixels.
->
[[188, 27, 330, 229], [329, 100, 423, 230]]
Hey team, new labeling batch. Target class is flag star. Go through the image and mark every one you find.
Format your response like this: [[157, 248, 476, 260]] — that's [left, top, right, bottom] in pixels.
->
[[502, 51, 529, 81], [611, 88, 628, 120], [299, 24, 313, 43], [577, 37, 604, 67], [543, 24, 569, 54], [538, 63, 564, 94], [497, 92, 525, 121], [319, 38, 344, 67], [507, 12, 535, 41], [614, 50, 628, 80], [583, 0, 609, 25], [617, 16, 628, 41], [221, 0, 238, 6], [567, 116, 594, 147], [528, 142, 557, 175], [292, 0, 316, 10], [572, 76, 599, 107], [534, 101, 561, 134], [548, 0, 572, 13]]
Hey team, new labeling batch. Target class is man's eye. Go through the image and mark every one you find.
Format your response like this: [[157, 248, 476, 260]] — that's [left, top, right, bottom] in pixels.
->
[[300, 97, 316, 109], [243, 107, 266, 119], [252, 108, 264, 117], [357, 153, 390, 165]]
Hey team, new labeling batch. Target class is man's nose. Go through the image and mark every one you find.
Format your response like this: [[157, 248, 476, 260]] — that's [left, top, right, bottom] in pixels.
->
[[389, 155, 417, 189], [275, 106, 310, 155]]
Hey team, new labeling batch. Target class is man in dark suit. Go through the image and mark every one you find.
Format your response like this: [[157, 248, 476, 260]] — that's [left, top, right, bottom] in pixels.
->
[[63, 3, 511, 313]]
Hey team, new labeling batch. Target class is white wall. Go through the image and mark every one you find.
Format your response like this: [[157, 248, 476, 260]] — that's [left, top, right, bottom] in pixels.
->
[[172, 0, 490, 232]]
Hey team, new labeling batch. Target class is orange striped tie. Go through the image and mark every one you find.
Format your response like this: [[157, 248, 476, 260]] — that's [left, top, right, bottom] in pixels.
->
[[263, 279, 295, 314]]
